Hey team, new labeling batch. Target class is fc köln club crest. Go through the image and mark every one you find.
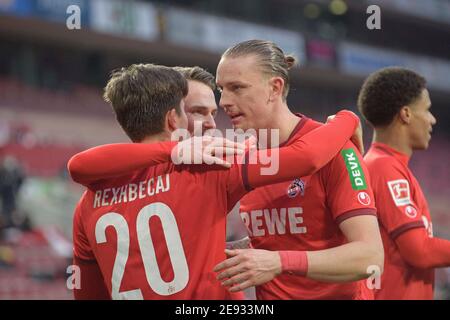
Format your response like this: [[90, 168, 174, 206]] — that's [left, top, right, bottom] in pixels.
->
[[287, 178, 306, 198]]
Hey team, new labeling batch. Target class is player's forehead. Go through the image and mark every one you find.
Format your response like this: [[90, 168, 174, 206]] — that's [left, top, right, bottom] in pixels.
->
[[185, 80, 217, 111], [216, 55, 261, 87], [421, 88, 431, 107], [411, 88, 431, 110]]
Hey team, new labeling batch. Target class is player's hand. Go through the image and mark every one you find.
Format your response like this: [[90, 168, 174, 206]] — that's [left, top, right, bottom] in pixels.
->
[[327, 113, 364, 154], [213, 249, 282, 292], [172, 136, 245, 168]]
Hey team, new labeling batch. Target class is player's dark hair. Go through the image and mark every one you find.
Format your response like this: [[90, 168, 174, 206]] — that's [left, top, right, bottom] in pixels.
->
[[221, 39, 297, 101], [357, 67, 427, 128], [173, 66, 216, 91], [104, 63, 188, 142]]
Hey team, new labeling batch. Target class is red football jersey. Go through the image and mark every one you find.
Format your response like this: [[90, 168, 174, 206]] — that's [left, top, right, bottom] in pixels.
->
[[73, 162, 247, 300], [239, 116, 377, 300], [365, 142, 434, 300], [70, 111, 360, 300]]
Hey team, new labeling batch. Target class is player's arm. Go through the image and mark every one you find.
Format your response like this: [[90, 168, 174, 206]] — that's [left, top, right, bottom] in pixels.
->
[[69, 110, 357, 188], [370, 162, 450, 269], [298, 215, 383, 282], [68, 141, 176, 186], [296, 144, 383, 282], [217, 143, 384, 291], [72, 199, 110, 299], [215, 215, 383, 291], [395, 228, 450, 269], [73, 257, 110, 300], [68, 138, 243, 186], [245, 110, 360, 189]]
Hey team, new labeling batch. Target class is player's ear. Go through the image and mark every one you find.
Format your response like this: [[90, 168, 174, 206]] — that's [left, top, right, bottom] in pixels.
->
[[167, 108, 179, 131], [268, 76, 284, 102], [399, 106, 412, 125]]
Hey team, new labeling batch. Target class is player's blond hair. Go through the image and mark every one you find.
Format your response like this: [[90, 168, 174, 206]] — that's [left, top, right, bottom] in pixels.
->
[[221, 39, 297, 100]]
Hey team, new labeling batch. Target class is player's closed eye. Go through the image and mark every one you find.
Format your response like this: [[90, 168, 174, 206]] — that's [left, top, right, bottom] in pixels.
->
[[231, 85, 242, 92], [190, 108, 210, 116]]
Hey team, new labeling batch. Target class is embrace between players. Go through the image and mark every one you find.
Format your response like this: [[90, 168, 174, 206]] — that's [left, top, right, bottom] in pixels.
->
[[68, 40, 450, 300]]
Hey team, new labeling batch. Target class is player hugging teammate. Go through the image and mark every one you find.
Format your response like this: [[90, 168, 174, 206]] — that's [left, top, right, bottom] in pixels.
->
[[68, 40, 450, 300]]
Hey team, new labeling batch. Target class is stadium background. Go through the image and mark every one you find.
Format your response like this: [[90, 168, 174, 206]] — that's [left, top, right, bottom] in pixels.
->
[[0, 0, 449, 299]]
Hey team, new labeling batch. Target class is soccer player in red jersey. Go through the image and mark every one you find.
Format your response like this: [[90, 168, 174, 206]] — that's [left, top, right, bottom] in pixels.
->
[[212, 40, 384, 300], [359, 67, 450, 300], [69, 63, 361, 299], [172, 66, 218, 135]]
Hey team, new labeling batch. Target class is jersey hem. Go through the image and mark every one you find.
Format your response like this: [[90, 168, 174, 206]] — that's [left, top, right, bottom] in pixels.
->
[[335, 208, 377, 225], [390, 221, 425, 240]]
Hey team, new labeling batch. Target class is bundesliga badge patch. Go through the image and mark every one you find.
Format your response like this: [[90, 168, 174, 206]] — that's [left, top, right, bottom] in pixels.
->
[[287, 178, 306, 198], [387, 179, 411, 206]]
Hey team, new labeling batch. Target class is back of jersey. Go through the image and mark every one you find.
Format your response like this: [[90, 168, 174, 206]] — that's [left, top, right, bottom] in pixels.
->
[[73, 162, 245, 299]]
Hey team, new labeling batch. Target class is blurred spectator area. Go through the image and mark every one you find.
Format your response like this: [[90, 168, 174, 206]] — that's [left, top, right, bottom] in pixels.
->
[[0, 76, 128, 145]]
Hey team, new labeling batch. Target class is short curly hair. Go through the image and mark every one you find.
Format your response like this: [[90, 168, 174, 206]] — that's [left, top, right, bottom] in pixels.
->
[[357, 67, 426, 128]]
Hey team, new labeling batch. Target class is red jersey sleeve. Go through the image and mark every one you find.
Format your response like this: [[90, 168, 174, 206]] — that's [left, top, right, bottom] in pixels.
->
[[244, 110, 359, 189], [226, 110, 359, 211], [72, 193, 96, 262], [371, 163, 424, 239], [395, 227, 450, 269], [68, 142, 177, 187], [226, 163, 248, 212], [322, 141, 377, 224], [68, 110, 358, 199]]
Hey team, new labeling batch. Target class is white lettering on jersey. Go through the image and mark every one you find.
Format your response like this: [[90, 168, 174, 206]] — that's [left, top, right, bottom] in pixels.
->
[[93, 190, 102, 208], [264, 208, 286, 235], [93, 174, 171, 208], [102, 188, 111, 207], [111, 187, 121, 205], [240, 211, 252, 236], [241, 207, 306, 237], [288, 207, 306, 234], [129, 184, 138, 202], [251, 210, 265, 237]]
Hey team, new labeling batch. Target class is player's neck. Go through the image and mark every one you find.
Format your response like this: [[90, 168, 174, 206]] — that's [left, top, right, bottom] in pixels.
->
[[373, 127, 413, 157], [258, 103, 300, 148], [140, 132, 171, 144]]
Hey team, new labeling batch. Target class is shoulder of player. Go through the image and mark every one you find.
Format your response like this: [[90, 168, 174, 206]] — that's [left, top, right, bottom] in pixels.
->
[[88, 163, 176, 189], [76, 189, 88, 205], [323, 140, 361, 168], [364, 151, 406, 179], [176, 163, 232, 174], [316, 141, 370, 182], [73, 190, 90, 223], [302, 118, 322, 131], [173, 163, 235, 187], [285, 117, 322, 140]]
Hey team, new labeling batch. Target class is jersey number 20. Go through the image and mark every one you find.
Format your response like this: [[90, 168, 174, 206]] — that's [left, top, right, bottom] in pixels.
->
[[95, 202, 189, 299]]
